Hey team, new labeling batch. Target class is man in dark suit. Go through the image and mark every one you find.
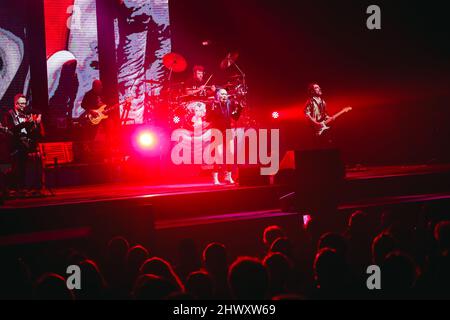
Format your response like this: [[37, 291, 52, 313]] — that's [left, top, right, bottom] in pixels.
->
[[2, 93, 42, 192]]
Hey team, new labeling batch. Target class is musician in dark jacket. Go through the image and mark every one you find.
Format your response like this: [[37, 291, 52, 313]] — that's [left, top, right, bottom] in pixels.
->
[[81, 79, 104, 114], [304, 83, 330, 128], [206, 88, 243, 185], [80, 79, 105, 141], [304, 83, 333, 148], [2, 93, 43, 191]]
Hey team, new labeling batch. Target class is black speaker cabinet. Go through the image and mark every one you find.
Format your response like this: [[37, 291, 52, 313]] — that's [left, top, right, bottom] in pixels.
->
[[294, 149, 345, 213]]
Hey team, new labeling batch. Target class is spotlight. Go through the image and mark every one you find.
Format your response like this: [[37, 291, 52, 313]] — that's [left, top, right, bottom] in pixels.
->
[[138, 131, 156, 149], [271, 111, 280, 119], [173, 115, 180, 124]]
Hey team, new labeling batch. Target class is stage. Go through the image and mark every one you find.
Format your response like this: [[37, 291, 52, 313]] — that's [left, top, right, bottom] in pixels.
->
[[4, 163, 450, 208], [3, 163, 450, 212], [1, 161, 450, 271]]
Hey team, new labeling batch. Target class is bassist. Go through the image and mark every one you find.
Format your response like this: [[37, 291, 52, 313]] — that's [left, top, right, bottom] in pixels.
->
[[81, 79, 106, 141], [81, 79, 104, 117]]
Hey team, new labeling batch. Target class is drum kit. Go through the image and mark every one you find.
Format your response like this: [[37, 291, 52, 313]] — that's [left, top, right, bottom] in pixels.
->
[[146, 51, 248, 130]]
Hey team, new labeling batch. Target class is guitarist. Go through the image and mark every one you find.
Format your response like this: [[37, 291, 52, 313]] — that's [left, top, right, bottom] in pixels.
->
[[81, 79, 104, 120], [2, 94, 43, 192], [304, 83, 334, 147], [80, 79, 125, 159], [81, 79, 105, 140]]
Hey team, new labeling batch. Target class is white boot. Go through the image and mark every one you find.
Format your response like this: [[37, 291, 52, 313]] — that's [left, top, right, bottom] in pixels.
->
[[212, 172, 222, 185], [224, 171, 235, 184]]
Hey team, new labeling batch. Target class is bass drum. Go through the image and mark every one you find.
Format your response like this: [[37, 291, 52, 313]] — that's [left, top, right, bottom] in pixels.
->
[[183, 100, 210, 132]]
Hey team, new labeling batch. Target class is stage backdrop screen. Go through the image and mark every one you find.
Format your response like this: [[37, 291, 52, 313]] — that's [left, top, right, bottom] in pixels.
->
[[44, 0, 171, 125], [0, 1, 30, 110], [45, 0, 100, 124], [114, 0, 171, 125]]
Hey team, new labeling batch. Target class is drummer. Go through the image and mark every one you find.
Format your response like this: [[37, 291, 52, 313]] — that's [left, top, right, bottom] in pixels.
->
[[184, 65, 216, 98]]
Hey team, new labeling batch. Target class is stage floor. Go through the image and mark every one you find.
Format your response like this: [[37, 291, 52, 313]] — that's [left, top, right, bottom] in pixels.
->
[[3, 163, 450, 210], [2, 181, 246, 209], [2, 163, 450, 248], [345, 163, 450, 180]]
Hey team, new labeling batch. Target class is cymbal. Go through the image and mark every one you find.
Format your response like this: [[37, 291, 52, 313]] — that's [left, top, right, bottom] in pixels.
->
[[220, 52, 239, 70], [163, 52, 187, 73]]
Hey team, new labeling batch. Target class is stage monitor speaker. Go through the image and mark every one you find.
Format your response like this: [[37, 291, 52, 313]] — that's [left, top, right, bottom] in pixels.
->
[[39, 142, 74, 168], [294, 149, 345, 213]]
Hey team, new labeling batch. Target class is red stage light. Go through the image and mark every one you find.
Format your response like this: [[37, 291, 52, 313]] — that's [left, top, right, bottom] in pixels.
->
[[272, 111, 280, 119], [303, 215, 312, 229], [138, 131, 156, 149]]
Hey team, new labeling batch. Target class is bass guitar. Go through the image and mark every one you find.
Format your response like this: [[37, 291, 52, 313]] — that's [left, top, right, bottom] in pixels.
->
[[84, 97, 132, 125]]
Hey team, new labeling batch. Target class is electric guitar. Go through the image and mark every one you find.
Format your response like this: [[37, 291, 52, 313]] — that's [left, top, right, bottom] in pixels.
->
[[315, 106, 352, 136], [85, 97, 132, 125]]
